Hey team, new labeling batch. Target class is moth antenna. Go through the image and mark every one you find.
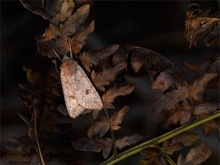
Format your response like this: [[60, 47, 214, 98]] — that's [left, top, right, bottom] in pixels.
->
[[52, 49, 62, 62], [67, 38, 73, 59]]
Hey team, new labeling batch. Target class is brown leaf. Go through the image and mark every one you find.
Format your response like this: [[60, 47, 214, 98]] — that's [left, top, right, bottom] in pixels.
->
[[72, 137, 112, 159], [110, 106, 129, 131], [91, 62, 127, 91], [189, 73, 218, 102], [79, 45, 119, 72], [102, 84, 135, 109], [162, 132, 199, 155], [185, 143, 212, 165], [59, 4, 90, 39], [206, 21, 220, 46], [194, 102, 220, 118], [115, 134, 145, 150], [112, 47, 129, 65], [151, 85, 188, 115], [37, 24, 60, 42], [51, 0, 75, 24], [5, 135, 35, 154], [20, 0, 64, 20], [162, 100, 191, 128], [202, 119, 220, 137], [182, 61, 199, 73], [70, 20, 95, 54], [185, 4, 220, 48], [87, 116, 109, 138], [151, 69, 176, 92]]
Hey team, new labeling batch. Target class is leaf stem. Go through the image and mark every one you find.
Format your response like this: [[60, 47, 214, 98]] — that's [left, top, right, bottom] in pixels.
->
[[101, 110, 220, 165]]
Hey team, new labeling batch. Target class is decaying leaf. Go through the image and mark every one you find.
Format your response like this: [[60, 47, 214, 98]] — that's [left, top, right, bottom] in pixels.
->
[[115, 134, 145, 150], [189, 73, 218, 102], [87, 116, 109, 138], [151, 85, 188, 115], [194, 102, 220, 118], [91, 62, 127, 91], [110, 106, 129, 131], [202, 119, 220, 138], [72, 137, 112, 159], [185, 3, 220, 48], [79, 45, 119, 72], [185, 143, 212, 165], [162, 132, 199, 155], [102, 84, 135, 109], [140, 148, 168, 165], [70, 20, 95, 54], [5, 135, 35, 154]]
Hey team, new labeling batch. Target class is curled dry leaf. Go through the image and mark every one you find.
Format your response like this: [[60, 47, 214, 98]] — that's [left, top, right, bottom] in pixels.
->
[[59, 4, 90, 39], [91, 62, 127, 91], [72, 137, 112, 159], [151, 69, 177, 92], [51, 0, 75, 24], [102, 84, 135, 109], [151, 84, 188, 115], [110, 106, 129, 131], [185, 143, 212, 165], [20, 0, 64, 20], [185, 3, 220, 48], [115, 134, 145, 150], [112, 47, 129, 65], [37, 23, 60, 42], [189, 73, 218, 102], [194, 102, 220, 118], [79, 45, 119, 72], [162, 132, 199, 155], [70, 20, 95, 54], [87, 116, 109, 138]]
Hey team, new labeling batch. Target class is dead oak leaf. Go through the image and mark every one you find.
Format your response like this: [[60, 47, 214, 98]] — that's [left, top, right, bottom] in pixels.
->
[[91, 62, 127, 91], [115, 134, 145, 150], [79, 45, 119, 72], [110, 106, 129, 131], [72, 137, 112, 159], [194, 102, 220, 118], [102, 84, 135, 109]]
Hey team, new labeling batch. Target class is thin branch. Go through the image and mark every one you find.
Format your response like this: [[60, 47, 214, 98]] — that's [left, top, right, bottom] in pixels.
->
[[101, 110, 220, 165]]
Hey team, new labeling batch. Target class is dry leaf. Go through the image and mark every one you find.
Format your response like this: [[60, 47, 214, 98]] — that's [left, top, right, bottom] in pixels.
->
[[185, 3, 220, 48], [194, 102, 220, 118], [87, 116, 109, 138], [112, 47, 129, 65], [182, 61, 199, 73], [189, 73, 218, 102], [37, 23, 60, 42], [115, 134, 145, 150], [102, 84, 135, 109], [79, 45, 119, 72], [59, 4, 90, 39], [151, 69, 176, 92], [51, 0, 75, 24], [70, 20, 95, 54], [206, 22, 220, 46], [110, 106, 129, 131], [151, 85, 188, 115], [162, 132, 199, 155], [91, 62, 127, 91], [202, 119, 220, 137], [185, 143, 212, 165], [72, 137, 112, 159]]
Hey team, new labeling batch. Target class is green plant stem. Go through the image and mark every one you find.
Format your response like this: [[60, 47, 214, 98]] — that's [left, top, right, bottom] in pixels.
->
[[101, 110, 220, 165]]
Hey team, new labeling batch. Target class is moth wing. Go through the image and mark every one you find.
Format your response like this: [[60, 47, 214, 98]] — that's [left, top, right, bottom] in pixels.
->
[[60, 60, 84, 118], [74, 63, 103, 110]]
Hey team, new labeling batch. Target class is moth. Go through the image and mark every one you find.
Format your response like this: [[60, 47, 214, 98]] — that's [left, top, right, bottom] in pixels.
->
[[54, 50, 103, 119]]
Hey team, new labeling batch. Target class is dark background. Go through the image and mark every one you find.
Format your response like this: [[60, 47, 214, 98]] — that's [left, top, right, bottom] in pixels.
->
[[1, 0, 219, 164]]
